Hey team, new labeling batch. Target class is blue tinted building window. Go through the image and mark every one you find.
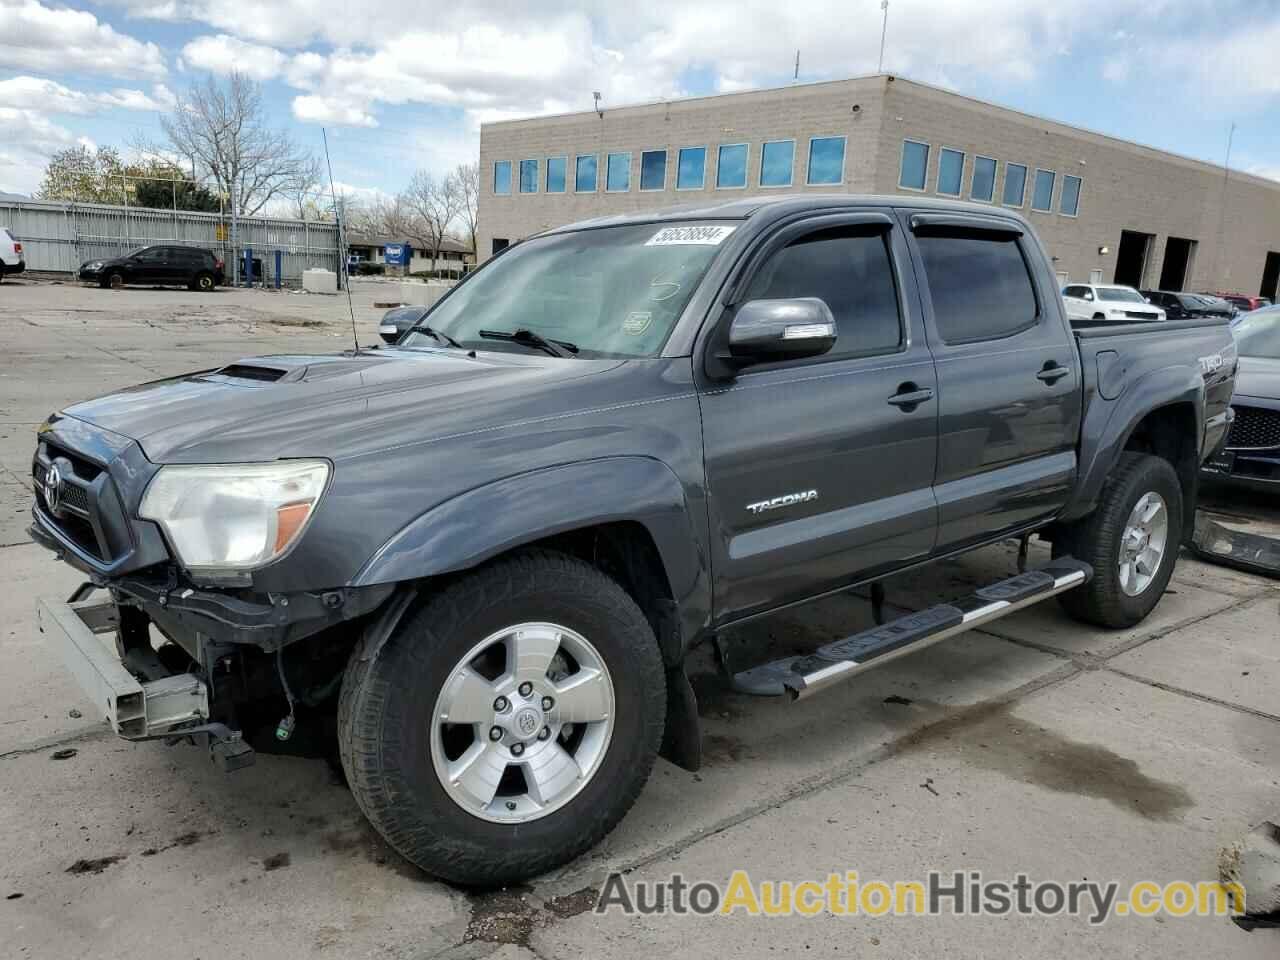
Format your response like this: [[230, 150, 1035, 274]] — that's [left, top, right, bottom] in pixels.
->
[[807, 136, 845, 185], [1003, 163, 1027, 206], [716, 143, 747, 188], [606, 152, 630, 192], [1032, 168, 1056, 211], [937, 148, 964, 196], [1060, 174, 1082, 216], [519, 159, 538, 193], [546, 157, 566, 193], [640, 150, 667, 191], [676, 147, 706, 189], [575, 155, 597, 192], [971, 156, 997, 202], [899, 140, 929, 190], [493, 160, 511, 195], [760, 139, 794, 187]]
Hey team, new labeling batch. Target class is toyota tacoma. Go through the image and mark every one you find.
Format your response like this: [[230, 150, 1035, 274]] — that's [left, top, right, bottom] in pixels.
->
[[31, 196, 1236, 886]]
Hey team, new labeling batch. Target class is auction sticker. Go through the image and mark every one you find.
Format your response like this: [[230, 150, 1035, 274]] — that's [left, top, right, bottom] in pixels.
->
[[645, 225, 737, 246]]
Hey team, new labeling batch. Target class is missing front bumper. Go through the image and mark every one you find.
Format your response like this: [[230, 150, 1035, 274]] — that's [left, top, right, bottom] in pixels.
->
[[37, 590, 210, 739]]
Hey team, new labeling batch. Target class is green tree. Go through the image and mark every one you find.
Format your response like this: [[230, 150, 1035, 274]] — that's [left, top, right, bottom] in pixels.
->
[[36, 145, 127, 203], [130, 162, 220, 212]]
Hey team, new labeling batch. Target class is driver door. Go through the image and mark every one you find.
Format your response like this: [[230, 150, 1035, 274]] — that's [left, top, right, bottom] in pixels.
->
[[697, 213, 939, 623]]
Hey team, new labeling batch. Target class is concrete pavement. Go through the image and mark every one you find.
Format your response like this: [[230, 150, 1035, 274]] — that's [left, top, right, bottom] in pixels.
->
[[1, 276, 1276, 959]]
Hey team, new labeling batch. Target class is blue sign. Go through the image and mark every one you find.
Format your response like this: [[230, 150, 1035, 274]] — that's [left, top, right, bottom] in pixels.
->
[[384, 243, 411, 266]]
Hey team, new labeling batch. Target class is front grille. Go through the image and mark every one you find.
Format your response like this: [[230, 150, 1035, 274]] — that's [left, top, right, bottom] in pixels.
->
[[1227, 405, 1280, 450], [45, 442, 104, 482], [32, 442, 119, 562], [1124, 310, 1161, 320]]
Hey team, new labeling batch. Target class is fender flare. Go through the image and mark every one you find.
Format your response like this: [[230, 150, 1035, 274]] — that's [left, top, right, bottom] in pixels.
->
[[349, 456, 711, 652], [1063, 363, 1204, 523]]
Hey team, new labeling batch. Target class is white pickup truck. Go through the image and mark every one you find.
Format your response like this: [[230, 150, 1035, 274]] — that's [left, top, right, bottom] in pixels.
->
[[1062, 283, 1166, 323]]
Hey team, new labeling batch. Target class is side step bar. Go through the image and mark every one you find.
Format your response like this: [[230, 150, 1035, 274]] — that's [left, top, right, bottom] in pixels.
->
[[732, 559, 1092, 700]]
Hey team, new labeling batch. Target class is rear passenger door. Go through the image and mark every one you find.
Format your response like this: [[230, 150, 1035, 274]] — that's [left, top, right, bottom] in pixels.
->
[[902, 211, 1081, 550], [698, 213, 939, 622]]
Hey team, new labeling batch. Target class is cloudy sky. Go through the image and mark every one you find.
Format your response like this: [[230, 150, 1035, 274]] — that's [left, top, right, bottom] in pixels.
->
[[1, 0, 1278, 200]]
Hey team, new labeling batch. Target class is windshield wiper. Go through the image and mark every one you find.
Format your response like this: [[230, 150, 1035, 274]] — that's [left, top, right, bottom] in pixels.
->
[[405, 324, 465, 349], [478, 328, 579, 359]]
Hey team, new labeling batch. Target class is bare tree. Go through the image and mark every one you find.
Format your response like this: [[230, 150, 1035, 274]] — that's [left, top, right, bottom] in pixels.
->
[[282, 155, 326, 220], [454, 161, 479, 257], [151, 72, 318, 217], [404, 170, 463, 271]]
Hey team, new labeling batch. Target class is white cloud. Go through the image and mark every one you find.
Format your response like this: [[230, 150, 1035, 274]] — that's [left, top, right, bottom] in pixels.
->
[[181, 34, 287, 81], [0, 76, 174, 114], [1102, 57, 1129, 84], [291, 95, 377, 127], [0, 0, 166, 78], [0, 105, 77, 193]]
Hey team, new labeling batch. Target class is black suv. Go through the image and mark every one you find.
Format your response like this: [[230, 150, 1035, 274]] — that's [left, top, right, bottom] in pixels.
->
[[79, 245, 225, 291], [1139, 290, 1231, 320]]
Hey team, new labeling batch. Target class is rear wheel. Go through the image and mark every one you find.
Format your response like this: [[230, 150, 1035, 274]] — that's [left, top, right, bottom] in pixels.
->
[[1054, 452, 1182, 628], [338, 550, 666, 886], [191, 271, 215, 292]]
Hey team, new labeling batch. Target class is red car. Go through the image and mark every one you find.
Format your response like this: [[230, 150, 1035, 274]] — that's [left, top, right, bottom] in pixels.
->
[[1206, 291, 1273, 313]]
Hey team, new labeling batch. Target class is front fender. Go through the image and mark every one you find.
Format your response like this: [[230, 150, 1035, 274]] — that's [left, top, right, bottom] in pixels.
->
[[349, 456, 710, 650], [1062, 363, 1204, 522]]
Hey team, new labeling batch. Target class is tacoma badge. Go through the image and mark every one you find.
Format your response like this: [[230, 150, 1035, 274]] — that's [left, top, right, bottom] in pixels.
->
[[746, 489, 819, 515]]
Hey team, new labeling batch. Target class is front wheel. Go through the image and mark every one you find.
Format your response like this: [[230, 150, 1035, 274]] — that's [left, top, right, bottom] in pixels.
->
[[338, 550, 667, 886], [1054, 452, 1183, 628], [103, 272, 124, 290]]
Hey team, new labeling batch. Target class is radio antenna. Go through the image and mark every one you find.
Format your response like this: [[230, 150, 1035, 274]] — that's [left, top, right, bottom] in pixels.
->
[[322, 127, 360, 353]]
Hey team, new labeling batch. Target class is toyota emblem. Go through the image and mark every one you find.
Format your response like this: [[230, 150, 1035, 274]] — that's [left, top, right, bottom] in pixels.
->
[[43, 463, 63, 514]]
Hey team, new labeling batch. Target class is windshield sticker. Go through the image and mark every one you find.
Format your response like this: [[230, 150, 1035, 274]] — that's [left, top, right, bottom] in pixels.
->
[[645, 225, 737, 246], [622, 312, 653, 336]]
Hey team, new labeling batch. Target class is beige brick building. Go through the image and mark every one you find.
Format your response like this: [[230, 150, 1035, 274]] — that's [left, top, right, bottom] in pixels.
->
[[478, 74, 1280, 300]]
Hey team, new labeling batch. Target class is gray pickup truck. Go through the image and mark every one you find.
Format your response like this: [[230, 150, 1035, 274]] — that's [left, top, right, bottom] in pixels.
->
[[31, 196, 1235, 886]]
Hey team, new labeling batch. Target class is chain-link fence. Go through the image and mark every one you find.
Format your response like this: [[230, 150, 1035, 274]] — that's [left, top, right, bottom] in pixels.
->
[[0, 198, 342, 287]]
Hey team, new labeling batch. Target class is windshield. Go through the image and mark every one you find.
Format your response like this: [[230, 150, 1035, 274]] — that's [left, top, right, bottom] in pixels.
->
[[1097, 287, 1146, 303], [402, 222, 735, 358], [1233, 307, 1280, 359]]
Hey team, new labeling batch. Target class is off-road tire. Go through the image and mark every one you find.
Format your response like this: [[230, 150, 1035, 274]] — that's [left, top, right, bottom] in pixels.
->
[[338, 549, 667, 887], [1053, 452, 1182, 628]]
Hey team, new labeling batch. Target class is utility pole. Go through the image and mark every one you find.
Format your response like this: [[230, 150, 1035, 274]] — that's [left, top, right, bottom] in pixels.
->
[[878, 0, 890, 74], [794, 49, 800, 82]]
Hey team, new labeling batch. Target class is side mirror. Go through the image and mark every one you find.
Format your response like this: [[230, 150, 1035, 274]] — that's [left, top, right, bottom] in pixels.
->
[[727, 298, 837, 364], [1083, 292, 1094, 301], [379, 305, 430, 344]]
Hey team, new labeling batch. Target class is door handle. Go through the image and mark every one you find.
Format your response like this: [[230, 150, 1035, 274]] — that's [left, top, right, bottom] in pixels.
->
[[1036, 364, 1071, 384], [887, 386, 934, 408]]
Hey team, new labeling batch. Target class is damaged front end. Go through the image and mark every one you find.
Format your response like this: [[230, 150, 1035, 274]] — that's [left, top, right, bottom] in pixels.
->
[[30, 414, 394, 770]]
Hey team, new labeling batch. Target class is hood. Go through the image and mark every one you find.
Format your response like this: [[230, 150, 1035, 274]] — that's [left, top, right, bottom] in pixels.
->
[[1234, 355, 1280, 402], [61, 347, 624, 463]]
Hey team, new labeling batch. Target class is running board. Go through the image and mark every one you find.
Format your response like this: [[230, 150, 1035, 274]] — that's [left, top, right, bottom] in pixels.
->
[[732, 559, 1092, 700]]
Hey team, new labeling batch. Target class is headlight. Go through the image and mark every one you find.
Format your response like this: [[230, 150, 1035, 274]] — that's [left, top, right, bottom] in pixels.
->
[[139, 461, 330, 572]]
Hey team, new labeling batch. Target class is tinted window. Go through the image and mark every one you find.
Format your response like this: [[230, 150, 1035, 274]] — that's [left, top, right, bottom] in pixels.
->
[[900, 140, 929, 190], [546, 157, 567, 193], [971, 157, 997, 202], [1098, 287, 1144, 303], [1060, 174, 1081, 216], [519, 159, 538, 193], [677, 147, 705, 189], [1003, 163, 1027, 206], [640, 150, 667, 190], [917, 233, 1039, 343], [806, 136, 845, 185], [717, 144, 747, 188], [575, 155, 597, 192], [1064, 285, 1087, 298], [493, 161, 512, 195], [760, 140, 794, 187], [136, 247, 166, 262], [744, 228, 901, 359], [937, 148, 964, 196], [606, 152, 630, 191], [1031, 169, 1055, 211]]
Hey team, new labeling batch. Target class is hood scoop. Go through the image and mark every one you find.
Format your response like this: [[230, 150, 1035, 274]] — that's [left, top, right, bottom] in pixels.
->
[[208, 363, 291, 383]]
